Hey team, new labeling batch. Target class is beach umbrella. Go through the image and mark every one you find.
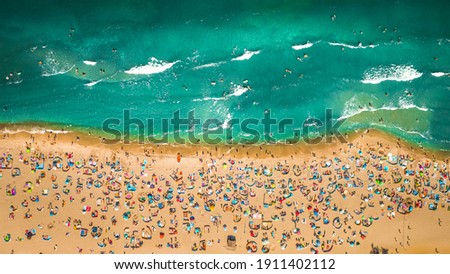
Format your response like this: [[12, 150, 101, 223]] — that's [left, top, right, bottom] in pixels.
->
[[141, 226, 152, 240], [332, 217, 342, 229], [79, 228, 87, 237], [6, 185, 16, 196]]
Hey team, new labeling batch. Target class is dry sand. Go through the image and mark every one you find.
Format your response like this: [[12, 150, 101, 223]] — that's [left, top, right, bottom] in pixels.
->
[[0, 129, 448, 254]]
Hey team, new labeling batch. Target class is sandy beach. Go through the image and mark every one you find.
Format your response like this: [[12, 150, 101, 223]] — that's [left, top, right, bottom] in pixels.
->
[[0, 129, 448, 254]]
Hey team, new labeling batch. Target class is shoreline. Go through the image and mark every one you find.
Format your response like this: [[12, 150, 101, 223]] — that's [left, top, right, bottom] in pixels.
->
[[1, 122, 449, 160], [0, 123, 449, 254]]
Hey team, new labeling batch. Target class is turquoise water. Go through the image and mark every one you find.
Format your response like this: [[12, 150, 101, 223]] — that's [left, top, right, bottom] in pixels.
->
[[0, 0, 449, 149]]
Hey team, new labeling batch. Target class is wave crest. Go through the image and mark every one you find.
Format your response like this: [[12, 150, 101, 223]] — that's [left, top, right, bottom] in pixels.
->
[[329, 42, 377, 49], [431, 72, 449, 77], [193, 61, 226, 70], [125, 57, 180, 75], [292, 42, 314, 50], [192, 85, 250, 103], [192, 97, 225, 102], [83, 60, 97, 66], [339, 96, 429, 121], [84, 80, 101, 87], [361, 65, 422, 84], [231, 49, 261, 61]]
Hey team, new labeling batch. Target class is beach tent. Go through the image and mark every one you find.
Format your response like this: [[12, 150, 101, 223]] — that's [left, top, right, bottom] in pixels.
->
[[6, 185, 16, 196], [333, 217, 342, 229], [107, 181, 122, 191], [83, 167, 93, 175], [157, 220, 166, 228], [141, 226, 152, 240], [80, 228, 88, 237], [12, 168, 21, 177], [169, 227, 178, 235], [204, 200, 215, 212], [91, 226, 102, 238], [53, 157, 63, 169], [246, 241, 258, 253], [62, 163, 70, 172], [261, 220, 273, 230], [263, 167, 273, 177], [227, 235, 236, 248], [233, 214, 242, 223], [42, 235, 52, 241], [126, 182, 137, 191], [0, 157, 13, 169], [248, 221, 261, 230], [75, 161, 84, 169], [124, 172, 134, 179], [35, 161, 45, 170]]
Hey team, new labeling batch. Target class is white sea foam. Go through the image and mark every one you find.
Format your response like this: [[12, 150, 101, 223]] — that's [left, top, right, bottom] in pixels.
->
[[392, 125, 429, 139], [6, 79, 23, 85], [1, 128, 70, 135], [193, 61, 226, 70], [339, 96, 429, 121], [329, 42, 377, 49], [231, 50, 261, 61], [83, 60, 97, 66], [192, 97, 225, 102], [125, 57, 180, 75], [5, 72, 23, 85], [398, 97, 429, 112], [372, 123, 429, 139], [292, 42, 314, 50], [42, 64, 75, 77], [41, 51, 75, 77], [361, 65, 423, 84], [192, 84, 250, 103], [339, 104, 429, 121], [222, 113, 232, 129], [431, 72, 449, 77], [229, 85, 249, 97], [84, 80, 101, 87]]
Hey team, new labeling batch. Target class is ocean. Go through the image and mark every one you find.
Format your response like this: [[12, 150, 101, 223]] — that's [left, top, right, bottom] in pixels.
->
[[1, 0, 449, 149]]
